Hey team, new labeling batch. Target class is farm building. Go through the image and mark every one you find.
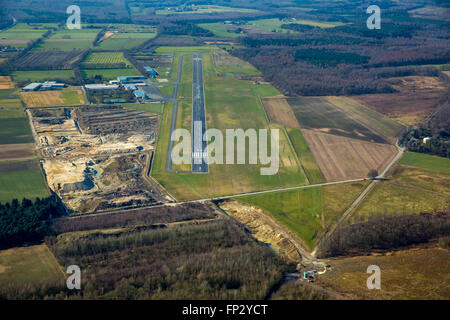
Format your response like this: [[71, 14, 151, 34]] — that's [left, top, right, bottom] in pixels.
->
[[22, 81, 66, 91], [144, 66, 159, 78], [41, 81, 66, 90], [117, 76, 146, 84], [134, 89, 148, 100], [22, 82, 42, 91], [85, 84, 119, 90]]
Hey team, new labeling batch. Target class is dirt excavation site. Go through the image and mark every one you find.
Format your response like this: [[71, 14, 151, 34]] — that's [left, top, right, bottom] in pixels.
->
[[30, 105, 169, 214]]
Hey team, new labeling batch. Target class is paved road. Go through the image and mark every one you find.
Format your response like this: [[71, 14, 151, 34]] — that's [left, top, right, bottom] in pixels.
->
[[192, 54, 208, 173], [165, 54, 184, 173]]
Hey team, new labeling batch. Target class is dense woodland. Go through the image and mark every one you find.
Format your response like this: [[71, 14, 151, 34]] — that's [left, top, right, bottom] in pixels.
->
[[318, 212, 450, 258], [0, 219, 287, 300], [232, 15, 450, 96], [0, 196, 65, 249]]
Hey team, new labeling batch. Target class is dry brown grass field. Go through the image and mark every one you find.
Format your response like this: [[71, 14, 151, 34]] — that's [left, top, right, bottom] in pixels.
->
[[0, 76, 14, 89], [302, 129, 397, 182], [355, 76, 447, 126], [262, 97, 301, 130], [21, 87, 85, 107], [317, 244, 450, 300]]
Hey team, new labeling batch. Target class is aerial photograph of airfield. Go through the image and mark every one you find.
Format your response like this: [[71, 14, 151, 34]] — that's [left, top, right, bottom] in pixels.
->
[[0, 0, 448, 301]]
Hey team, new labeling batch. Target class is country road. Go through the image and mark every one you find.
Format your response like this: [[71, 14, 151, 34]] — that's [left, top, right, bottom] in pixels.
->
[[59, 177, 368, 220], [311, 143, 405, 256]]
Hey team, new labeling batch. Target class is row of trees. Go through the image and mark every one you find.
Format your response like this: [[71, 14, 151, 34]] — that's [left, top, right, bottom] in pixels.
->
[[52, 202, 216, 234], [318, 212, 449, 258]]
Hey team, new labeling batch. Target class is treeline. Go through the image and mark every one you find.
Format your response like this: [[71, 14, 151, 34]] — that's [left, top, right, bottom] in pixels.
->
[[280, 23, 317, 33], [317, 212, 450, 258], [92, 27, 107, 47], [1, 219, 286, 299], [158, 22, 214, 37], [0, 196, 65, 249], [52, 203, 216, 234]]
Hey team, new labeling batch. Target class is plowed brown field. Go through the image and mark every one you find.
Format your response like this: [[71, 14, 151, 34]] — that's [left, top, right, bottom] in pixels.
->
[[302, 129, 397, 182]]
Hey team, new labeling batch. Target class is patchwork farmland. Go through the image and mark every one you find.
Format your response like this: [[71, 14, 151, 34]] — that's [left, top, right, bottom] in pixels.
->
[[286, 96, 388, 144], [0, 0, 448, 302]]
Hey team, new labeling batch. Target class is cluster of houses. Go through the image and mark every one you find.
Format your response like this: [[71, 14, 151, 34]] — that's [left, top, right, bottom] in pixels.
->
[[22, 81, 67, 92]]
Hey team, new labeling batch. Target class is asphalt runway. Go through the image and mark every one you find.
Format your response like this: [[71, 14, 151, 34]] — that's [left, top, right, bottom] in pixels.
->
[[191, 54, 208, 173]]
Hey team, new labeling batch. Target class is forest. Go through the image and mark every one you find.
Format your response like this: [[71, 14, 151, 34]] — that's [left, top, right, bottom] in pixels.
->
[[0, 219, 288, 300], [0, 196, 65, 249], [232, 12, 450, 96]]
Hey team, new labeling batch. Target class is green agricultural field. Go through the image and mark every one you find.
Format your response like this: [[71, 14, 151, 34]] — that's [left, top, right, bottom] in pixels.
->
[[389, 164, 450, 196], [286, 127, 325, 184], [399, 152, 450, 174], [235, 181, 367, 250], [326, 96, 404, 144], [0, 117, 33, 144], [0, 90, 25, 119], [12, 70, 76, 83], [0, 25, 46, 40], [351, 182, 449, 223], [172, 101, 193, 172], [151, 49, 308, 201], [350, 162, 450, 223], [198, 23, 242, 38], [250, 84, 282, 98], [0, 161, 49, 204], [0, 245, 63, 287], [287, 97, 387, 144], [48, 29, 101, 39], [123, 103, 164, 115], [83, 52, 132, 66], [237, 187, 323, 250], [82, 68, 140, 81]]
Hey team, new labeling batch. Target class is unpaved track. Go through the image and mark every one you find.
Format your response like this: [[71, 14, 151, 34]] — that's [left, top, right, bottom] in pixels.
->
[[311, 143, 405, 257]]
